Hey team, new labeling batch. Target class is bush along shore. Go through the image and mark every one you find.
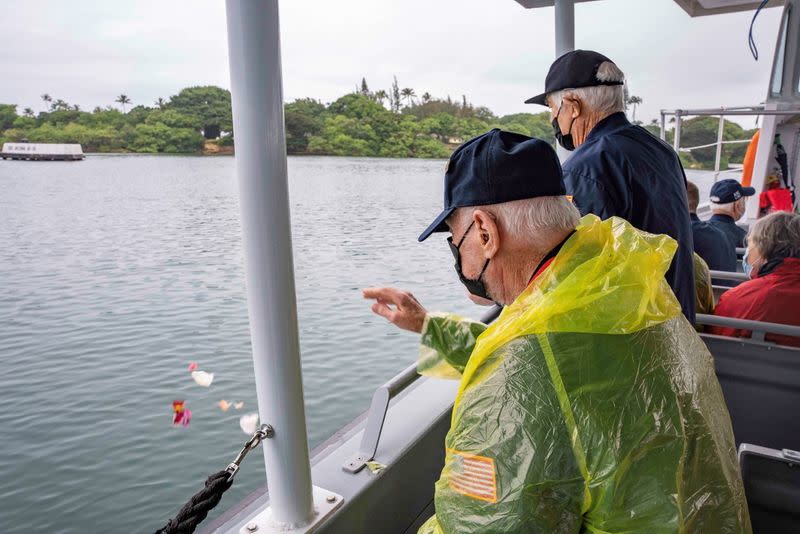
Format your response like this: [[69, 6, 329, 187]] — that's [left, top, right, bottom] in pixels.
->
[[0, 77, 755, 168]]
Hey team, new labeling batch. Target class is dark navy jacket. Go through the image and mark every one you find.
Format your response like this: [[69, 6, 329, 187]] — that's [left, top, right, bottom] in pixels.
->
[[691, 214, 737, 271], [709, 214, 747, 248], [563, 112, 695, 321]]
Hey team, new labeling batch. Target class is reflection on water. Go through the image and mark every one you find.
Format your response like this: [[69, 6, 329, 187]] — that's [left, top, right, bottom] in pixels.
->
[[0, 155, 717, 533], [0, 155, 478, 533]]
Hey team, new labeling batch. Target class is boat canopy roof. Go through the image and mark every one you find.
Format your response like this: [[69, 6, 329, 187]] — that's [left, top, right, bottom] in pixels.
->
[[514, 0, 784, 17]]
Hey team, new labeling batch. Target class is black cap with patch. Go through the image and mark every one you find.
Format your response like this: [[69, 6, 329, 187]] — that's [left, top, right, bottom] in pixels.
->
[[525, 49, 624, 106]]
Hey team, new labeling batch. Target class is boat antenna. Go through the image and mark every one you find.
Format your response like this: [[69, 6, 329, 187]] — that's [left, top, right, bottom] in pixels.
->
[[748, 0, 771, 61]]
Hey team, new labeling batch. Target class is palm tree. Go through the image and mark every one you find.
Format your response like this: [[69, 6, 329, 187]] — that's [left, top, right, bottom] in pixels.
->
[[23, 107, 34, 117], [115, 94, 132, 113], [421, 92, 432, 104], [154, 97, 167, 110], [627, 95, 643, 123], [41, 93, 52, 104], [52, 99, 69, 111], [72, 104, 81, 111], [373, 89, 388, 106], [400, 87, 416, 107]]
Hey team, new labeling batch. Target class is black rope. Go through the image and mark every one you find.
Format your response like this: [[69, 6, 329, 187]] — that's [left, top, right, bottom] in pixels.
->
[[154, 470, 233, 534], [749, 0, 772, 61]]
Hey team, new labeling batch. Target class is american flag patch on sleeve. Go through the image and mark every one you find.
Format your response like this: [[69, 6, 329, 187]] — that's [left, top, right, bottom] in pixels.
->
[[446, 448, 498, 503]]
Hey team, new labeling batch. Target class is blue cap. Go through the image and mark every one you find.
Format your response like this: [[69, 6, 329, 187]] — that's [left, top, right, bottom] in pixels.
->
[[709, 179, 756, 204], [418, 129, 566, 242]]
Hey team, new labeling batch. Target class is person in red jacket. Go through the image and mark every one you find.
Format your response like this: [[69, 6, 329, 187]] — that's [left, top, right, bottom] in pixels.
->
[[711, 211, 800, 347]]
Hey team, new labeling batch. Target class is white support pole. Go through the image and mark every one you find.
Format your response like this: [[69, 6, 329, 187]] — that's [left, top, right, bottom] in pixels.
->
[[660, 112, 666, 141], [554, 0, 575, 58], [225, 0, 314, 527], [673, 111, 683, 153], [554, 0, 575, 161], [713, 115, 725, 181]]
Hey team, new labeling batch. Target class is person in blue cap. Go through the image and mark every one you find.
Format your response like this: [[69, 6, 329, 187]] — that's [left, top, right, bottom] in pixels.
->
[[687, 181, 737, 271], [709, 178, 756, 248], [526, 50, 696, 322], [363, 130, 750, 534]]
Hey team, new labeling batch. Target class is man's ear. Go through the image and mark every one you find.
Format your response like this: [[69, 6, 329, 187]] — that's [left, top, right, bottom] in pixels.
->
[[565, 96, 581, 119], [472, 209, 500, 259]]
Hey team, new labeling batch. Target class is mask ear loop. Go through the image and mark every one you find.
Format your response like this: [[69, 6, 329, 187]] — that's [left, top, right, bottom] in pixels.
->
[[455, 220, 476, 249], [556, 100, 577, 137], [564, 99, 577, 136]]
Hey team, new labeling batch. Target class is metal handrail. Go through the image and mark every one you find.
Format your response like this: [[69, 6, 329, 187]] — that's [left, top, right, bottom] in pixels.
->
[[709, 270, 749, 282], [343, 304, 503, 474], [661, 107, 800, 117], [678, 139, 752, 152], [658, 105, 800, 181], [697, 313, 800, 342]]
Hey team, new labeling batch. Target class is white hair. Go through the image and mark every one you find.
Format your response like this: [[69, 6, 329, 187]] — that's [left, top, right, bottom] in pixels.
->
[[547, 61, 626, 115], [449, 196, 580, 247], [710, 201, 736, 211], [710, 198, 745, 215]]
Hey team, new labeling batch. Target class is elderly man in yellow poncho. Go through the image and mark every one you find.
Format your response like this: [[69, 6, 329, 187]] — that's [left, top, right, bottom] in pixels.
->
[[364, 129, 750, 533]]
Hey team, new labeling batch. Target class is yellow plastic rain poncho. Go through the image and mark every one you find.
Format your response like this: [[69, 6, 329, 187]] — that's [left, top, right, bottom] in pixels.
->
[[417, 215, 750, 534]]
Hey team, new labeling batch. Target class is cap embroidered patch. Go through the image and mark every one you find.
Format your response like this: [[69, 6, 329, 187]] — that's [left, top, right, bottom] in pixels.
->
[[446, 448, 497, 503]]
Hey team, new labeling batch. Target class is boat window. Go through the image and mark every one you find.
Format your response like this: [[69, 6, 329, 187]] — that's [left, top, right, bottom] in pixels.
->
[[772, 7, 790, 96]]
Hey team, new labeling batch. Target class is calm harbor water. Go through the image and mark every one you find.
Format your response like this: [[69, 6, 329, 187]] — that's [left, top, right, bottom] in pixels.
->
[[0, 154, 717, 533]]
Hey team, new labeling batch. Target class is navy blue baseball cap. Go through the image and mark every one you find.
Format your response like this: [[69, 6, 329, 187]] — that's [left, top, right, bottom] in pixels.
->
[[709, 179, 755, 204], [418, 129, 566, 242], [525, 49, 624, 106]]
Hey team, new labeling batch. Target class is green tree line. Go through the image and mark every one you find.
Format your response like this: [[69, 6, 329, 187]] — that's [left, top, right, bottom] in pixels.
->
[[1, 79, 757, 169], [0, 86, 232, 153]]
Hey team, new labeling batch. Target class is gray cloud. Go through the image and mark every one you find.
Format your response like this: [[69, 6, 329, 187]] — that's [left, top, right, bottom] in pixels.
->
[[0, 0, 781, 125]]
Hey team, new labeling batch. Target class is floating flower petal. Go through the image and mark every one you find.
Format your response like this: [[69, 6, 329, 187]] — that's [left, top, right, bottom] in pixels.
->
[[234, 402, 244, 410], [239, 413, 259, 435], [191, 371, 214, 387], [218, 399, 231, 412], [172, 400, 191, 427], [187, 362, 198, 372]]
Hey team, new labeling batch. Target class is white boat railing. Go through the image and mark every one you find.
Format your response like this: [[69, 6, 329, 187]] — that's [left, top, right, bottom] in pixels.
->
[[659, 106, 800, 181]]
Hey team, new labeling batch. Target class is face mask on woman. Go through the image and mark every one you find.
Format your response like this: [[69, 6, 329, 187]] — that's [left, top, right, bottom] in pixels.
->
[[742, 247, 762, 279]]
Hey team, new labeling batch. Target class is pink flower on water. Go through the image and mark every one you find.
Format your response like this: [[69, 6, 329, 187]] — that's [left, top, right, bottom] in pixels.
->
[[187, 362, 198, 372], [172, 400, 192, 428]]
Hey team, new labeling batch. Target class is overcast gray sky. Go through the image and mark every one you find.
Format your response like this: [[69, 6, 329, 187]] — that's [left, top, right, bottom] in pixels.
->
[[0, 0, 783, 125]]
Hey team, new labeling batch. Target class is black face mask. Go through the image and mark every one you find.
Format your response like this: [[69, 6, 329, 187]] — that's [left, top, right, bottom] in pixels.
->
[[552, 103, 575, 151], [448, 220, 492, 301]]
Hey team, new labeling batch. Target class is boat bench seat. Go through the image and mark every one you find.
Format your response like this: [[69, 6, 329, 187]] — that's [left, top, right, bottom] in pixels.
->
[[739, 444, 800, 532], [698, 315, 800, 451]]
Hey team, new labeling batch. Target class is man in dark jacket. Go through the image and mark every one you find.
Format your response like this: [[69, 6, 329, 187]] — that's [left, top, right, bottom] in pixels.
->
[[526, 50, 696, 321], [687, 181, 737, 271], [709, 178, 755, 248]]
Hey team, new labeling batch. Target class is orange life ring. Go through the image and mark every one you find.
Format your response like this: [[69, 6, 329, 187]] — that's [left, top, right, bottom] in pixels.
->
[[741, 129, 760, 187]]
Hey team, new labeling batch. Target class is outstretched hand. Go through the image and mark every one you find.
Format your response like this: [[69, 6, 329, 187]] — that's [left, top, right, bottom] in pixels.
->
[[363, 287, 427, 333]]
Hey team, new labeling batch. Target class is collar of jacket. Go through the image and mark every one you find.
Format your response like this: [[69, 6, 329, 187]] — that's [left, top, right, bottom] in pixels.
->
[[584, 111, 629, 145], [690, 213, 701, 222], [710, 213, 736, 224], [758, 256, 800, 278]]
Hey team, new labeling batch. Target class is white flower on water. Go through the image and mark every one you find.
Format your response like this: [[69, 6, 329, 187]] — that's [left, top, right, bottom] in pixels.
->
[[239, 413, 259, 435], [191, 370, 214, 387]]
